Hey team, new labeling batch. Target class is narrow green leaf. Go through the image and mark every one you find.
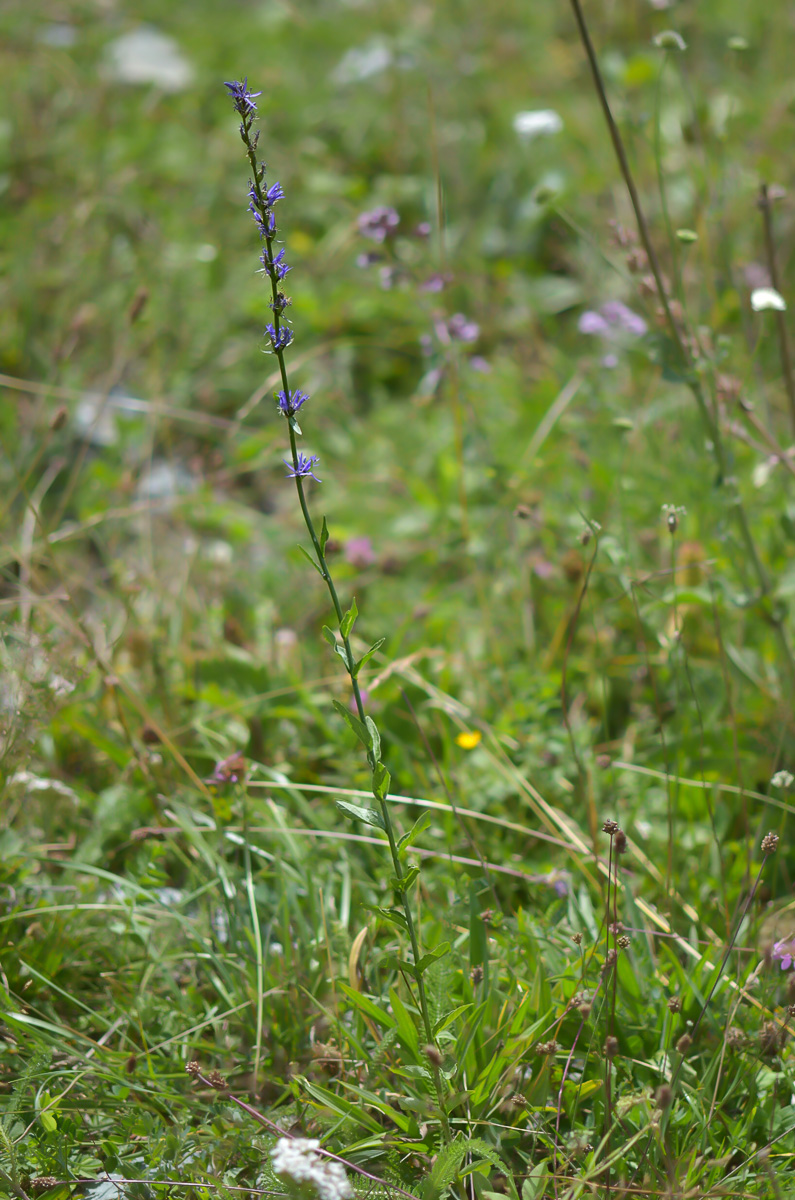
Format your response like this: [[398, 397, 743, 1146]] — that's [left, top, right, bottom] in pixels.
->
[[320, 516, 330, 554], [338, 982, 397, 1030], [390, 864, 420, 894], [297, 544, 323, 576], [372, 762, 391, 801], [331, 698, 370, 748], [340, 597, 358, 638], [398, 812, 432, 855], [433, 1003, 472, 1037], [416, 941, 450, 975], [334, 643, 353, 671], [362, 904, 408, 930], [353, 637, 385, 677], [321, 625, 337, 647], [336, 800, 385, 830], [365, 716, 381, 763]]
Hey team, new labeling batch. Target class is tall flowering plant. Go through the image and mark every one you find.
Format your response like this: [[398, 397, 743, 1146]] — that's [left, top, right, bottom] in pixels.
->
[[224, 79, 450, 1135]]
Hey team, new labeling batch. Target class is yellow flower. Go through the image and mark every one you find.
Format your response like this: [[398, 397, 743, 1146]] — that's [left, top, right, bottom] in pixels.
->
[[456, 730, 482, 750]]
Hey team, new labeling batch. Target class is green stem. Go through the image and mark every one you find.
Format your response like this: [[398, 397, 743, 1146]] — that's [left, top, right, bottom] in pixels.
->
[[240, 117, 451, 1140]]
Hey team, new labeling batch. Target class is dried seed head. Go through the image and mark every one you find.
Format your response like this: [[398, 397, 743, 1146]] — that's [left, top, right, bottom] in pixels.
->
[[618, 935, 631, 949], [655, 1085, 673, 1110], [509, 1092, 526, 1107], [571, 932, 583, 945], [534, 1040, 559, 1056], [667, 997, 682, 1014], [614, 829, 628, 854], [760, 1021, 784, 1056], [608, 922, 624, 937], [787, 1005, 795, 1020], [422, 1044, 443, 1067], [726, 1026, 745, 1050], [603, 948, 617, 970], [602, 819, 619, 835], [676, 1033, 692, 1055], [761, 832, 780, 855], [604, 1036, 619, 1059], [185, 1060, 201, 1077], [207, 1070, 227, 1090], [30, 1180, 60, 1196], [470, 964, 484, 986]]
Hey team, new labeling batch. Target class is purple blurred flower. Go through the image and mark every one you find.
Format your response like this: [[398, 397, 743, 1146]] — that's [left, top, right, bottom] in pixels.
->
[[356, 251, 382, 268], [266, 323, 293, 352], [358, 206, 399, 243], [468, 356, 492, 373], [447, 313, 480, 343], [350, 687, 370, 712], [600, 300, 647, 336], [414, 222, 432, 238], [276, 389, 309, 418], [773, 939, 795, 970], [224, 78, 261, 118], [284, 453, 321, 482], [379, 266, 397, 290], [579, 301, 647, 340], [345, 537, 376, 568], [420, 273, 447, 293], [210, 751, 247, 785], [578, 310, 611, 336], [602, 353, 619, 369]]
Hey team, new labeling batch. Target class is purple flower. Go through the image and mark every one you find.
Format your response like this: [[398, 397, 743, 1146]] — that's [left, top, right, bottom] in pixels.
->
[[447, 313, 480, 343], [284, 453, 321, 482], [357, 206, 400, 243], [414, 222, 432, 238], [578, 301, 647, 340], [261, 247, 291, 281], [419, 273, 447, 293], [578, 310, 610, 336], [265, 181, 284, 206], [249, 202, 277, 238], [602, 353, 619, 369], [276, 389, 309, 417], [356, 251, 382, 268], [266, 323, 293, 352], [600, 300, 647, 336], [468, 356, 492, 374], [344, 537, 376, 568], [773, 939, 795, 970], [224, 78, 261, 117]]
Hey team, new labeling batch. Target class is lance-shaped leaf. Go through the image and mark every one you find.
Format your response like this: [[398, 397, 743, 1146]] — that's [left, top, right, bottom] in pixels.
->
[[340, 597, 358, 638], [336, 800, 385, 830], [332, 698, 370, 749], [353, 637, 385, 677]]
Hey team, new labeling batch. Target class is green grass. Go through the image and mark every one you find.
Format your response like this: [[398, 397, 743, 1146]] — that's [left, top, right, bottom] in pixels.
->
[[2, 0, 795, 1197]]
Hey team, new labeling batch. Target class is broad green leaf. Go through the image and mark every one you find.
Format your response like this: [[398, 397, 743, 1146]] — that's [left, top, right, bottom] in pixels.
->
[[416, 941, 450, 975], [336, 800, 385, 830]]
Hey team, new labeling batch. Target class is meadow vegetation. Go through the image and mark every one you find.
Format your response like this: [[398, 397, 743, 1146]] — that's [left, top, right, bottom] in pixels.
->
[[2, 0, 795, 1196]]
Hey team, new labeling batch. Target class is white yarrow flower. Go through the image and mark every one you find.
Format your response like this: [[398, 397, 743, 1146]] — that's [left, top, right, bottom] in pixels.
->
[[513, 109, 564, 140], [271, 1138, 352, 1200], [751, 287, 787, 312]]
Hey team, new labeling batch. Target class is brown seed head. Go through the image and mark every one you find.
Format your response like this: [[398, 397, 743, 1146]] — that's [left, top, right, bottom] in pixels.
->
[[602, 819, 619, 835], [668, 997, 682, 1014], [604, 1036, 619, 1059], [761, 832, 780, 855], [655, 1085, 673, 1110], [422, 1044, 443, 1067], [676, 1033, 692, 1055], [470, 964, 484, 986], [185, 1060, 201, 1077], [207, 1070, 227, 1090], [571, 931, 583, 945], [614, 829, 628, 854], [726, 1026, 745, 1050], [50, 406, 69, 431], [534, 1040, 559, 1056], [30, 1180, 60, 1195], [760, 1021, 784, 1056], [618, 935, 631, 949]]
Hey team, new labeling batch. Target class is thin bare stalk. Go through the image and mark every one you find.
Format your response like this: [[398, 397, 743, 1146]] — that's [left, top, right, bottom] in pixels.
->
[[567, 0, 795, 700], [758, 183, 795, 436]]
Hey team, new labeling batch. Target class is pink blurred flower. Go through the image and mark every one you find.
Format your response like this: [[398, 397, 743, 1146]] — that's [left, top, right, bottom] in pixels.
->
[[344, 537, 376, 568]]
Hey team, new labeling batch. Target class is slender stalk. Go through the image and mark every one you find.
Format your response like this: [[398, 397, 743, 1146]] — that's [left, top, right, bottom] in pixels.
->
[[758, 183, 795, 437], [228, 83, 450, 1138], [567, 0, 795, 699]]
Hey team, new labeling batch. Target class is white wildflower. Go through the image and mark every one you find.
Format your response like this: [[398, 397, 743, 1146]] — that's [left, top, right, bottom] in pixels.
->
[[513, 109, 563, 140], [271, 1138, 352, 1200], [771, 770, 794, 790], [751, 287, 786, 312]]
